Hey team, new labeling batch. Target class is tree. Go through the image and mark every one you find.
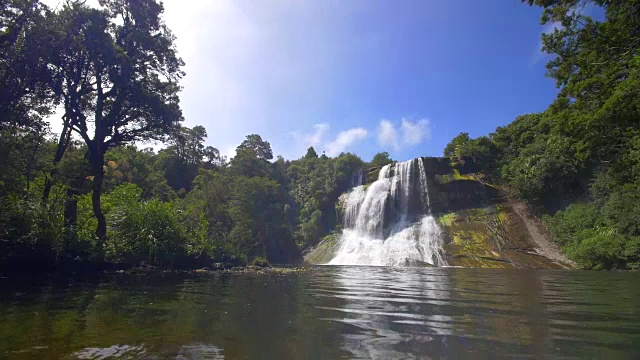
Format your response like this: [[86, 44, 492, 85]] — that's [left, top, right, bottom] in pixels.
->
[[237, 134, 273, 160], [230, 134, 273, 178], [228, 176, 283, 259], [48, 0, 184, 241], [304, 146, 318, 159], [0, 0, 53, 130], [370, 152, 393, 168], [203, 146, 224, 169], [524, 0, 640, 164], [161, 125, 219, 192], [443, 132, 471, 159]]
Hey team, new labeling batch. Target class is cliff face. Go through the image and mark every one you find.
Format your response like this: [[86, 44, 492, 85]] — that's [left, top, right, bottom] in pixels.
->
[[421, 157, 572, 268], [304, 157, 573, 269]]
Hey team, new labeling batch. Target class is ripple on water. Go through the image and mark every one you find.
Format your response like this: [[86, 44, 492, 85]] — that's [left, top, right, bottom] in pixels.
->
[[308, 266, 640, 358], [0, 266, 639, 359], [72, 344, 146, 359]]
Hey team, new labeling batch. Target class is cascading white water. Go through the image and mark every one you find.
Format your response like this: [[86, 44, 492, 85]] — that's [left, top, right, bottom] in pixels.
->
[[351, 168, 364, 187], [328, 158, 446, 267]]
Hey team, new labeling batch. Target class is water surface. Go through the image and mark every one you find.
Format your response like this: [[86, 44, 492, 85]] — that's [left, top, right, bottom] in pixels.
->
[[1, 267, 639, 359]]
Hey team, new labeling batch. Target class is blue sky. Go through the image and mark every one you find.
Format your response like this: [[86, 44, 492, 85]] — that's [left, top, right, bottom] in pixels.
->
[[46, 0, 560, 162]]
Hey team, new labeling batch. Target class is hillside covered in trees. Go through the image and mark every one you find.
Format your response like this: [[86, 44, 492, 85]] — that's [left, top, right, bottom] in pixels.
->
[[443, 0, 640, 270]]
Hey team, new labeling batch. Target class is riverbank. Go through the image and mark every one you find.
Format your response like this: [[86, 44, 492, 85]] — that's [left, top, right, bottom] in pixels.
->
[[0, 262, 312, 279], [114, 265, 313, 276]]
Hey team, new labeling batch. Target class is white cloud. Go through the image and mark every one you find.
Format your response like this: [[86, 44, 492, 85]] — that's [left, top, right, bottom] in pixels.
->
[[325, 128, 368, 156], [290, 123, 329, 150], [290, 123, 367, 157], [377, 120, 399, 151], [377, 118, 431, 152], [401, 119, 431, 145]]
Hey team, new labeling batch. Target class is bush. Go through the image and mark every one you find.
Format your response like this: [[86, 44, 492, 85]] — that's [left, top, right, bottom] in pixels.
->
[[545, 198, 640, 270], [543, 203, 601, 247], [0, 184, 71, 268], [601, 185, 640, 236], [107, 198, 189, 266], [567, 232, 640, 270]]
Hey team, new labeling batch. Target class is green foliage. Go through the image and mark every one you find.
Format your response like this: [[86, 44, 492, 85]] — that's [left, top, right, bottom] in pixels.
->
[[104, 146, 175, 201], [7, 0, 638, 273], [543, 203, 601, 247], [287, 152, 364, 248], [567, 233, 640, 271], [107, 192, 188, 266], [0, 0, 54, 130], [304, 147, 318, 159], [500, 135, 583, 208], [370, 152, 394, 168], [443, 133, 499, 176], [230, 134, 274, 178], [544, 187, 640, 270], [443, 132, 471, 159], [75, 183, 214, 267], [439, 1, 640, 269], [3, 0, 346, 272], [160, 125, 222, 193]]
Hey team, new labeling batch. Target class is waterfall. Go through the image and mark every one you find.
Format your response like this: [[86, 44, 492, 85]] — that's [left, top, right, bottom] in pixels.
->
[[328, 158, 446, 267], [351, 168, 364, 187]]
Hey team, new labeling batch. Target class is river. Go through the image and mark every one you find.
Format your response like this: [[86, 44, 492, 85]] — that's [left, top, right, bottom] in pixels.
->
[[1, 266, 639, 359]]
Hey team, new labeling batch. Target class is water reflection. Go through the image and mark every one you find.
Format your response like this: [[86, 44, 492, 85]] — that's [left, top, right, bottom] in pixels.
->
[[0, 268, 639, 359], [316, 266, 454, 358], [312, 267, 640, 359], [73, 344, 147, 359]]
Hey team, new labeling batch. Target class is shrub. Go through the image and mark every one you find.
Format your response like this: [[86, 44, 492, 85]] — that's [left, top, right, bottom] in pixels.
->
[[107, 197, 189, 267], [543, 203, 601, 247], [545, 198, 640, 270], [567, 232, 638, 270]]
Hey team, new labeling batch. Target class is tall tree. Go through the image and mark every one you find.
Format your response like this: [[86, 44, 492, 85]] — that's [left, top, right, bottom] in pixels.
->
[[162, 125, 219, 192], [230, 134, 273, 178], [443, 132, 471, 160], [370, 152, 394, 168], [0, 0, 53, 130], [525, 0, 640, 163], [48, 0, 184, 240], [304, 146, 318, 159]]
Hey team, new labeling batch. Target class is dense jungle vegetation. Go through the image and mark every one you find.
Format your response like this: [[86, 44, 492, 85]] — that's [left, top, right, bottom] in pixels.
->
[[1, 0, 638, 272], [444, 0, 640, 269]]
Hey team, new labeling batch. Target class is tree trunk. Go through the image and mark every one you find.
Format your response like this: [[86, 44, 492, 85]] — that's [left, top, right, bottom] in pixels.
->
[[63, 187, 79, 252], [90, 150, 107, 241], [43, 125, 71, 202], [25, 132, 42, 197]]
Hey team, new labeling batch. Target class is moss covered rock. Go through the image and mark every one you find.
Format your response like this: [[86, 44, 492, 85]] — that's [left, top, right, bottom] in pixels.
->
[[437, 204, 571, 269], [302, 233, 341, 264]]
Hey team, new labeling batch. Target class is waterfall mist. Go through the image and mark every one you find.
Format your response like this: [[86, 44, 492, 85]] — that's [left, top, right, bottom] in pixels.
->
[[328, 158, 446, 266]]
